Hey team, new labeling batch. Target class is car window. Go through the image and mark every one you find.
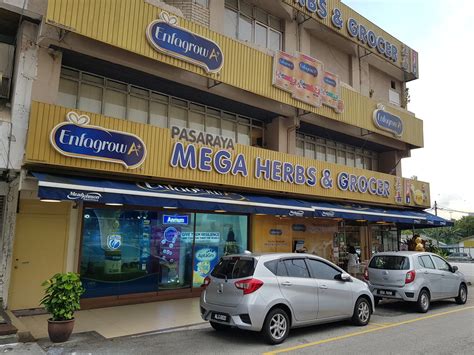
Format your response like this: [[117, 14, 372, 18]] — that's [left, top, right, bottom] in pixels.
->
[[419, 255, 435, 269], [283, 259, 310, 278], [211, 257, 255, 279], [369, 255, 410, 270], [432, 255, 450, 271], [306, 259, 340, 280]]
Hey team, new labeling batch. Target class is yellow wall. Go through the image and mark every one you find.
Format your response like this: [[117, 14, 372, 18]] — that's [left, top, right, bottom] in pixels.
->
[[25, 101, 430, 208], [45, 0, 423, 147], [252, 215, 337, 261]]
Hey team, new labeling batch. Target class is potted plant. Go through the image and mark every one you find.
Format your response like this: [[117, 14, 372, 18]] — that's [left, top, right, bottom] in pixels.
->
[[40, 272, 85, 343]]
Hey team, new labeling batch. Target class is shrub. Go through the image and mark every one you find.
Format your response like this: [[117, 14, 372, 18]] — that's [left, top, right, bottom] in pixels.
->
[[40, 273, 85, 321]]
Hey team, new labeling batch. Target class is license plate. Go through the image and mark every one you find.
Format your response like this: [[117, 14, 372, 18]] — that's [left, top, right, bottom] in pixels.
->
[[378, 289, 395, 296], [212, 312, 229, 322]]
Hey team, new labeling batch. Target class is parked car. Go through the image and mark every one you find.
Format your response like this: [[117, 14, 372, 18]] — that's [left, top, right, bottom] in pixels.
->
[[365, 251, 468, 313], [447, 252, 473, 262], [200, 253, 374, 344]]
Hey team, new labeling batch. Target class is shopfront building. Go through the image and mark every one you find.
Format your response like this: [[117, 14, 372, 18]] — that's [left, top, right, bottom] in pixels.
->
[[1, 0, 451, 311]]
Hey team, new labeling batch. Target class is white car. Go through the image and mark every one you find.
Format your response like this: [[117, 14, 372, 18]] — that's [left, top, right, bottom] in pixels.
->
[[200, 253, 374, 344]]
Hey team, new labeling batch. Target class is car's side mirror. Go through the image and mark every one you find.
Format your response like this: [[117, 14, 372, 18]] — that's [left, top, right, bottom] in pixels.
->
[[335, 273, 352, 282], [451, 265, 458, 272]]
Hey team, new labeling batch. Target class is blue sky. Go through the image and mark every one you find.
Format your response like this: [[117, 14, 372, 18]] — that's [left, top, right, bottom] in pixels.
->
[[343, 0, 474, 219]]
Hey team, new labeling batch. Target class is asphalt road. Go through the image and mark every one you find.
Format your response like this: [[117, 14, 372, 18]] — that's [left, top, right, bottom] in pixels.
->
[[32, 288, 474, 354]]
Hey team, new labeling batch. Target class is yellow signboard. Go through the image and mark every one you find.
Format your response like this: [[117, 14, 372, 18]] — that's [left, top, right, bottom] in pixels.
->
[[25, 102, 430, 208]]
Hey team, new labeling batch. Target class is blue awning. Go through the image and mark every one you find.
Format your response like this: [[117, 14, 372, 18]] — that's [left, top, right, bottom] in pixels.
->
[[311, 202, 453, 227], [32, 173, 452, 227], [33, 173, 314, 217]]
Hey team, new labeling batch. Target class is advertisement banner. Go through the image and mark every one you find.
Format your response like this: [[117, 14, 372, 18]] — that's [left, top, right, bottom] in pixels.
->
[[193, 246, 219, 287], [321, 71, 343, 113], [292, 52, 323, 107], [272, 51, 297, 93]]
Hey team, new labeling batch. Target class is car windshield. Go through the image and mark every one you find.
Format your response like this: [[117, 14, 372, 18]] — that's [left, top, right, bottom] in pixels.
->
[[369, 255, 410, 270], [211, 257, 255, 279]]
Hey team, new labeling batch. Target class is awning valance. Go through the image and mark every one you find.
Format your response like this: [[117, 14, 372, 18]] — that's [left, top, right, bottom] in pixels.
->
[[32, 173, 452, 227], [33, 173, 314, 217]]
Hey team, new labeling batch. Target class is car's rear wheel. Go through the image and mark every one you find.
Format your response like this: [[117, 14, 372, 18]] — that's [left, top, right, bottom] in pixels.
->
[[455, 284, 468, 305], [352, 297, 371, 326], [210, 321, 230, 331], [262, 308, 290, 345], [416, 289, 430, 313]]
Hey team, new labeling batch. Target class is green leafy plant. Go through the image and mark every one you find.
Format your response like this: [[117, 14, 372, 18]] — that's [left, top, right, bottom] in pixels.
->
[[40, 273, 85, 321]]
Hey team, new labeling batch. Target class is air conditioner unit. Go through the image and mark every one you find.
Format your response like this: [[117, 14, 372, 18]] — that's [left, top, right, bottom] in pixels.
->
[[389, 89, 400, 106]]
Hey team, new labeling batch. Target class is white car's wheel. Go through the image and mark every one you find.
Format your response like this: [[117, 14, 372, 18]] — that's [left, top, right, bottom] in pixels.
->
[[352, 297, 371, 326], [262, 308, 290, 345]]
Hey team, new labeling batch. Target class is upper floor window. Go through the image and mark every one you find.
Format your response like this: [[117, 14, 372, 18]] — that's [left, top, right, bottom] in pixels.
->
[[56, 67, 265, 147], [296, 133, 379, 171], [194, 0, 209, 8], [224, 0, 283, 51]]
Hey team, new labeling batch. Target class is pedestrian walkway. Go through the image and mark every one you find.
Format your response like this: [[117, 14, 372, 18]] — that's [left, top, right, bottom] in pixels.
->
[[8, 297, 204, 340]]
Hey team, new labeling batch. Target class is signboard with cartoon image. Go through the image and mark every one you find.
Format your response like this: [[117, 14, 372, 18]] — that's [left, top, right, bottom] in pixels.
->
[[193, 246, 218, 287], [292, 52, 323, 107], [403, 178, 430, 207]]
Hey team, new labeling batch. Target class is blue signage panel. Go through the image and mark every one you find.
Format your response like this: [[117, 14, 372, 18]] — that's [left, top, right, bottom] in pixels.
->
[[163, 214, 189, 225], [50, 111, 147, 169], [373, 105, 403, 137], [146, 12, 224, 73]]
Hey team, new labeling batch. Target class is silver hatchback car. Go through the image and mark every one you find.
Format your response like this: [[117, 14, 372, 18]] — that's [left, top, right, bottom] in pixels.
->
[[365, 251, 468, 313], [200, 253, 374, 344]]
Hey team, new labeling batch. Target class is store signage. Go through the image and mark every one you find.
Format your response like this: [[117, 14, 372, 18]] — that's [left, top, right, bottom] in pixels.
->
[[272, 50, 344, 113], [66, 191, 102, 202], [181, 232, 220, 243], [169, 131, 392, 199], [291, 1, 398, 63], [373, 104, 403, 137], [171, 126, 234, 150], [50, 111, 147, 169], [163, 214, 189, 225], [146, 11, 224, 73]]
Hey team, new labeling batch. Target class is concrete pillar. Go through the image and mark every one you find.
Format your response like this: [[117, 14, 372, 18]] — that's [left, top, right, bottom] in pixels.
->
[[0, 175, 20, 308], [378, 151, 402, 176], [351, 55, 360, 91], [9, 21, 39, 171], [31, 47, 62, 104], [359, 59, 370, 97], [209, 0, 224, 33], [265, 116, 297, 154]]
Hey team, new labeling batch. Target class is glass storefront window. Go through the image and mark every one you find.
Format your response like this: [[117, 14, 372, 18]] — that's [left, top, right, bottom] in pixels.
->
[[150, 101, 168, 128], [104, 89, 127, 119], [80, 208, 248, 298], [57, 78, 78, 108], [128, 96, 148, 123], [79, 84, 102, 114], [193, 213, 248, 287]]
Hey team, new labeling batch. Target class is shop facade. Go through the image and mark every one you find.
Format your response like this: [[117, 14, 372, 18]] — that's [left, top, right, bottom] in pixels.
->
[[0, 0, 450, 311]]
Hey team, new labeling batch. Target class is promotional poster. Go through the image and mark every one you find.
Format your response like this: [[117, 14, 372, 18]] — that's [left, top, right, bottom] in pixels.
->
[[272, 51, 297, 93], [291, 52, 323, 107]]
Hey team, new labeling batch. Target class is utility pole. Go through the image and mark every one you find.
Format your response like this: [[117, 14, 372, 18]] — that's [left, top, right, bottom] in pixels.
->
[[434, 201, 438, 216]]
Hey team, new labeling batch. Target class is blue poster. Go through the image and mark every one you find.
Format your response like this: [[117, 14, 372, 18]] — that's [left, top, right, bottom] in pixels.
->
[[193, 246, 219, 287]]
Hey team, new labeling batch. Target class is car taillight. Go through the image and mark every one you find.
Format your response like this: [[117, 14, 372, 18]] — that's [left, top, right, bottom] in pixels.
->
[[201, 276, 211, 288], [363, 267, 369, 281], [405, 270, 416, 284], [234, 278, 264, 295]]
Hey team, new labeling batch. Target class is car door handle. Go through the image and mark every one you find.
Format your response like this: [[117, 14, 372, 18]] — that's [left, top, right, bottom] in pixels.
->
[[281, 281, 292, 287], [319, 285, 328, 289]]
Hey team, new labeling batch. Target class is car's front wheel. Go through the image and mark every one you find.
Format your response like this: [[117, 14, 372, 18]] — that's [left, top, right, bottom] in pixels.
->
[[455, 284, 468, 305], [352, 297, 371, 326], [262, 308, 290, 345], [416, 289, 430, 313]]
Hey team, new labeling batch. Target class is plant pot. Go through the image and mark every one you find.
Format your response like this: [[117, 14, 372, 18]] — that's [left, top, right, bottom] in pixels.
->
[[47, 318, 75, 343]]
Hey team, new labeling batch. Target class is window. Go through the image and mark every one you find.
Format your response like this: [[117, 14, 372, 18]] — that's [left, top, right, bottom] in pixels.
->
[[369, 256, 410, 270], [194, 0, 208, 8], [283, 259, 310, 278], [296, 132, 379, 171], [432, 255, 450, 271], [224, 0, 282, 51], [56, 67, 264, 147], [307, 259, 340, 280], [391, 80, 396, 90], [212, 258, 255, 279], [419, 255, 435, 269]]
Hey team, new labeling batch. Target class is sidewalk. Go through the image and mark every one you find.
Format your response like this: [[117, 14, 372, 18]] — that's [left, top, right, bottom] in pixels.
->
[[9, 297, 204, 340]]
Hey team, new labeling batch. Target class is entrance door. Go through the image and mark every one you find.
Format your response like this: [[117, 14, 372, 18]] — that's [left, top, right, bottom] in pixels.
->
[[8, 201, 69, 310]]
